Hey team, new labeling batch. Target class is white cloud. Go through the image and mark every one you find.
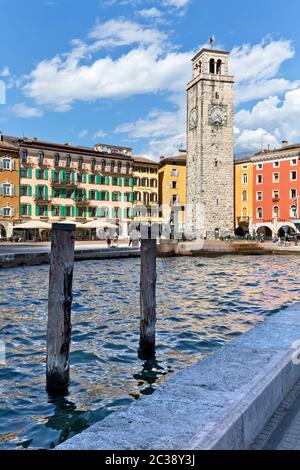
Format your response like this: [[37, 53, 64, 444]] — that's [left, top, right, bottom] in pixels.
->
[[235, 88, 300, 152], [163, 0, 190, 7], [23, 19, 191, 111], [138, 8, 163, 18], [78, 129, 88, 138], [11, 102, 43, 118], [0, 67, 10, 77], [94, 129, 107, 140], [235, 128, 279, 152]]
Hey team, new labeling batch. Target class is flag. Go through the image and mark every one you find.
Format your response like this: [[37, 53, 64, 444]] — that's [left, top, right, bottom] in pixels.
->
[[209, 36, 214, 48]]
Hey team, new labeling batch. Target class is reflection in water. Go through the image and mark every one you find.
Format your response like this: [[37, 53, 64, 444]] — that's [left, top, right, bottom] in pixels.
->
[[0, 255, 300, 449]]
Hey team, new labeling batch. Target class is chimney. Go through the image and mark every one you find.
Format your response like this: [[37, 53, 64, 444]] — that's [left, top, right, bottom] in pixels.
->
[[282, 140, 289, 147]]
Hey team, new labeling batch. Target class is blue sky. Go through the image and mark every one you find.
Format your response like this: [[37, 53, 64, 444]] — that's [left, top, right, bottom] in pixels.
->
[[1, 0, 300, 158]]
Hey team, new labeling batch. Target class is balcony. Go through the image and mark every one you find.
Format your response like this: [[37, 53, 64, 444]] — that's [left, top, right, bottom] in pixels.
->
[[272, 197, 280, 202], [51, 178, 78, 189], [237, 217, 250, 224], [34, 195, 51, 203], [75, 197, 90, 206]]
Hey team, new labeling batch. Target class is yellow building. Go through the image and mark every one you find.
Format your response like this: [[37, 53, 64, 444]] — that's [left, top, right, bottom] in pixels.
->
[[158, 152, 186, 231], [133, 157, 159, 221], [234, 158, 253, 236], [0, 139, 20, 239]]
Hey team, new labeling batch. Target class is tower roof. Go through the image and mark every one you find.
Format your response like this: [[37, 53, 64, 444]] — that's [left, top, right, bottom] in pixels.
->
[[192, 48, 229, 62]]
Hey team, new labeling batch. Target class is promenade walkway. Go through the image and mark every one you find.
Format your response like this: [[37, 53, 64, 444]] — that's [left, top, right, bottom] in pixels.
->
[[251, 378, 300, 450]]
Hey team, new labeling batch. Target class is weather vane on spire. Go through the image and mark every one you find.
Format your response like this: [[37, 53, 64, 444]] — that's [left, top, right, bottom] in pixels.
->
[[209, 35, 215, 49]]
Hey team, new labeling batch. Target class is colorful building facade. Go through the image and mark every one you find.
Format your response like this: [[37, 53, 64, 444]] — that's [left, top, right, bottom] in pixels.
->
[[158, 152, 186, 231], [5, 136, 135, 237], [133, 157, 159, 221], [0, 139, 20, 238], [234, 158, 253, 236]]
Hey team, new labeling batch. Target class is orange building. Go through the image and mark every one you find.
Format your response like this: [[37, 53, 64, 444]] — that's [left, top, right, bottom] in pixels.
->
[[0, 139, 20, 238], [234, 158, 253, 236]]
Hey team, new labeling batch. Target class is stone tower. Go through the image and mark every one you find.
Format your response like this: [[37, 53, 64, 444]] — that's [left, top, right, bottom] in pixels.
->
[[186, 48, 234, 240]]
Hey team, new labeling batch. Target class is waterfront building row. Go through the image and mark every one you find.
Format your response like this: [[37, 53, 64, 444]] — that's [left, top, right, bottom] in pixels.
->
[[235, 142, 300, 238], [0, 135, 187, 239]]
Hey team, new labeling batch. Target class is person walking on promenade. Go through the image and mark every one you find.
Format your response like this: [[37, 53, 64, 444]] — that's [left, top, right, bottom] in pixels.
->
[[104, 227, 112, 248]]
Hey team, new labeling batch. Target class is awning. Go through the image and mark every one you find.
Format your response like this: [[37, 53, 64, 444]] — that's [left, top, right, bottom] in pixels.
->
[[84, 220, 118, 229], [13, 221, 51, 230]]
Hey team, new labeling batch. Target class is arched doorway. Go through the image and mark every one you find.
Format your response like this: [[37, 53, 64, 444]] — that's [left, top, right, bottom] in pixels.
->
[[278, 226, 296, 238], [0, 224, 6, 239], [235, 226, 245, 237], [257, 226, 272, 238]]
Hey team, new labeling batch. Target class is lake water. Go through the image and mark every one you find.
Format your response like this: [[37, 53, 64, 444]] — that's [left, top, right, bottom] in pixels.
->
[[0, 255, 300, 449]]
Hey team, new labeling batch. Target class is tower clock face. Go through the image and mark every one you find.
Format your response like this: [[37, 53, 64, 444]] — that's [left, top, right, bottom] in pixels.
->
[[189, 107, 198, 130], [209, 105, 228, 127]]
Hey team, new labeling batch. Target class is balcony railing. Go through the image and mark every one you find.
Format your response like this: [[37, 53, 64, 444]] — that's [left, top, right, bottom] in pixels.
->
[[34, 194, 50, 202], [237, 217, 250, 223], [272, 197, 280, 202], [51, 178, 78, 188]]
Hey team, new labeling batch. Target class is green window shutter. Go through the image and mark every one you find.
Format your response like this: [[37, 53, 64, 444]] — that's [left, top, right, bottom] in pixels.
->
[[124, 208, 128, 218], [118, 192, 122, 202], [82, 174, 87, 184], [95, 175, 100, 184], [71, 190, 76, 200], [28, 204, 32, 217], [129, 208, 134, 218], [129, 192, 134, 203], [51, 170, 55, 181], [118, 208, 122, 218], [52, 187, 55, 198], [88, 207, 92, 218], [105, 191, 109, 201], [59, 170, 66, 183], [71, 172, 75, 184], [44, 169, 48, 180], [35, 185, 39, 198], [35, 205, 39, 217], [60, 188, 67, 199], [101, 176, 104, 184], [83, 207, 86, 218], [27, 168, 32, 179], [71, 205, 75, 218], [76, 206, 79, 218], [129, 178, 134, 187], [27, 185, 32, 197], [44, 206, 48, 217], [51, 205, 55, 217], [88, 190, 92, 200], [36, 169, 39, 179], [118, 177, 122, 187], [88, 174, 92, 184], [105, 176, 110, 185], [44, 186, 48, 200], [83, 189, 87, 201], [106, 208, 110, 218], [59, 205, 64, 217]]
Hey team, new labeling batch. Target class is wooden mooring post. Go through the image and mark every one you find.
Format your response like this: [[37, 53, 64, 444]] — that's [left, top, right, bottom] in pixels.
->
[[46, 223, 75, 393], [139, 226, 157, 359]]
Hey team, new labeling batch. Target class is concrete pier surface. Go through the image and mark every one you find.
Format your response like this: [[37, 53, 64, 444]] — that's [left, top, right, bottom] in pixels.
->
[[56, 303, 300, 450], [0, 242, 140, 268]]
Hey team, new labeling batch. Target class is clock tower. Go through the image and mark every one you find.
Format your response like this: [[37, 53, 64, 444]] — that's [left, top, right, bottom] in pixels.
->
[[186, 48, 234, 240]]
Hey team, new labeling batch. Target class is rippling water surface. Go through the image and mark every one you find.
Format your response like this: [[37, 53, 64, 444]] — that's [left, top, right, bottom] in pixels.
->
[[0, 255, 300, 449]]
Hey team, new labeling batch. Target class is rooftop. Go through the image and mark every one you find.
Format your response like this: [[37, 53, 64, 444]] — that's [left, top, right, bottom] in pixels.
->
[[192, 48, 229, 62], [133, 156, 159, 165]]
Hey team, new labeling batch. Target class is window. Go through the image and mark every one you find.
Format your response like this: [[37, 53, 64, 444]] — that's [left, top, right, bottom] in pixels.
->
[[273, 161, 280, 168], [291, 158, 297, 166], [256, 207, 263, 219], [66, 155, 71, 168], [111, 176, 118, 186], [242, 190, 248, 202], [53, 205, 60, 217], [110, 160, 115, 173], [54, 153, 60, 166], [215, 92, 219, 100], [126, 163, 131, 174], [290, 205, 297, 218], [273, 172, 279, 183], [216, 59, 222, 74], [37, 205, 45, 216], [256, 191, 262, 201], [257, 174, 263, 184], [21, 185, 28, 196], [242, 207, 247, 217], [78, 157, 83, 170], [242, 164, 248, 169], [291, 170, 297, 181], [117, 161, 122, 173], [21, 204, 29, 216], [3, 183, 11, 196], [257, 163, 263, 170], [273, 206, 279, 218], [101, 160, 106, 172], [171, 195, 179, 205], [273, 190, 279, 200], [3, 158, 11, 170], [209, 58, 215, 74], [36, 169, 44, 180], [21, 150, 28, 163], [66, 206, 72, 217], [38, 152, 44, 165], [89, 174, 96, 184], [291, 189, 297, 199], [91, 158, 96, 171], [242, 173, 248, 184], [3, 207, 12, 217], [171, 169, 179, 177]]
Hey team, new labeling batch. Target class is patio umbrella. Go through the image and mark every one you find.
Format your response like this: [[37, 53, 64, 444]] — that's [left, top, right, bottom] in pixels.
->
[[53, 220, 87, 229], [84, 220, 118, 229], [13, 220, 51, 230]]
